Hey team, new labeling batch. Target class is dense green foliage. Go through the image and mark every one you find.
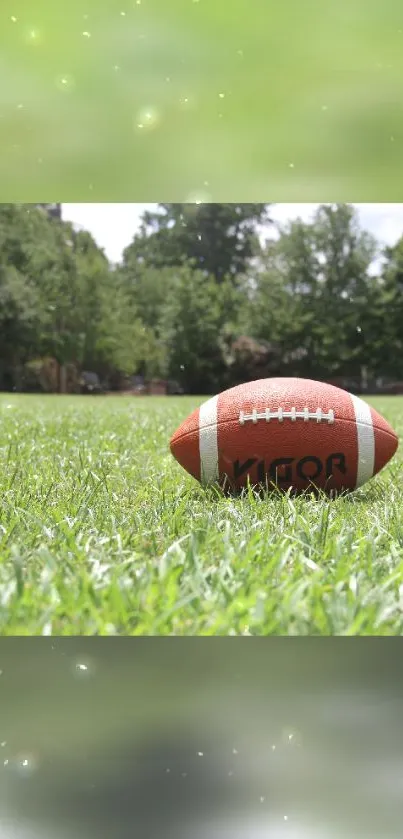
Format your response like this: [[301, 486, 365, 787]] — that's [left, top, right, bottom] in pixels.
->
[[1, 202, 403, 393], [125, 203, 270, 280]]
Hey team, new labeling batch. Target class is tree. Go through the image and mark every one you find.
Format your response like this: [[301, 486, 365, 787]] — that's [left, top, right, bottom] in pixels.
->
[[311, 204, 378, 376], [0, 205, 145, 390], [118, 263, 177, 332], [92, 268, 153, 380], [123, 203, 271, 282], [247, 204, 379, 381], [0, 201, 401, 395], [375, 236, 403, 379], [158, 264, 237, 393], [0, 204, 58, 386], [246, 220, 318, 374]]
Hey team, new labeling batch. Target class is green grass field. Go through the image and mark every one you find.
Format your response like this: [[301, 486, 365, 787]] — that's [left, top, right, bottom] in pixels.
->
[[0, 392, 402, 636]]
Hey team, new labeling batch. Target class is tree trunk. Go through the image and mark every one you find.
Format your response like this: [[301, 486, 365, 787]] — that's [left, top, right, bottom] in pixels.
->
[[360, 365, 368, 392], [59, 363, 67, 394]]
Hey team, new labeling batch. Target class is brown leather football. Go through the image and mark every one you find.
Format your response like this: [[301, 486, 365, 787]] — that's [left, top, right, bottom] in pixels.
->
[[170, 377, 398, 493]]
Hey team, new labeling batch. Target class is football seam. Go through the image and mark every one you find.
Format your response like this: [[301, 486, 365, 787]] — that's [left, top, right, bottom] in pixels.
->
[[171, 416, 398, 446]]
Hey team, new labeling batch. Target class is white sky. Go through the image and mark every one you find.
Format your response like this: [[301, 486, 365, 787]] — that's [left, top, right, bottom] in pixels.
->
[[61, 203, 403, 264]]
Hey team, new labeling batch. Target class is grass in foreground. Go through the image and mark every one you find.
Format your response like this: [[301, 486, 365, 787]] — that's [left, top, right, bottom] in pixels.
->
[[0, 393, 402, 636]]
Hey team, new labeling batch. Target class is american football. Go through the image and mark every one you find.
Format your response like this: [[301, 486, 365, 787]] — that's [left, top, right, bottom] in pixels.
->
[[170, 377, 399, 493]]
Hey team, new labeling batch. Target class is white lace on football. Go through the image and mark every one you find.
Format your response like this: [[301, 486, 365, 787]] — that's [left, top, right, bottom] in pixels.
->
[[239, 407, 335, 424]]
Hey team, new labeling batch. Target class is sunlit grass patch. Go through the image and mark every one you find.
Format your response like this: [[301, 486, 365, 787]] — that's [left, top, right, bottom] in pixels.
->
[[0, 394, 402, 635]]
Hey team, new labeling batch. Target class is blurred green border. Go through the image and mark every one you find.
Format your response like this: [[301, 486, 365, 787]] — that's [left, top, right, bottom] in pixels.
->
[[1, 0, 403, 200]]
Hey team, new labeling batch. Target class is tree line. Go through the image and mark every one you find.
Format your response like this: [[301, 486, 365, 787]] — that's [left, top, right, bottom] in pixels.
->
[[0, 202, 402, 394]]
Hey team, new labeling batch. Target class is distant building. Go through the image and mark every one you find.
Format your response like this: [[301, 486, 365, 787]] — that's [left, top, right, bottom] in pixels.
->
[[35, 203, 62, 220]]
